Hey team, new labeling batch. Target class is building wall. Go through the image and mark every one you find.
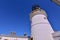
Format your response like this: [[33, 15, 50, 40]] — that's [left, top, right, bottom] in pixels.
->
[[31, 14, 54, 40], [52, 31, 60, 40], [0, 36, 29, 40], [53, 37, 60, 40]]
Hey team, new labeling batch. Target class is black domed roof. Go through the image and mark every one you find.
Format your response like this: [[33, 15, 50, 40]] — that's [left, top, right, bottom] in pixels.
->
[[32, 5, 40, 11]]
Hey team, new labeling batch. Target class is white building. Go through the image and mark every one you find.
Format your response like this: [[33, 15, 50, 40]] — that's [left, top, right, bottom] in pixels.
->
[[30, 5, 54, 40], [52, 31, 60, 40], [0, 32, 30, 40]]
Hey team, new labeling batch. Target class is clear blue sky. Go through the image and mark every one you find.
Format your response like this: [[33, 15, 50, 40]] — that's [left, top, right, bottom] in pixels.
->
[[0, 0, 60, 36]]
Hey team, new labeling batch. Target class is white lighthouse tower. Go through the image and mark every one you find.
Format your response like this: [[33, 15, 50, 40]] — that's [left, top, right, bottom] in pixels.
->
[[30, 5, 54, 40]]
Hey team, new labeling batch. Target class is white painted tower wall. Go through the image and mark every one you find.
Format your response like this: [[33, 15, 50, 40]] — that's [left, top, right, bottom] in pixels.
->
[[30, 8, 54, 40]]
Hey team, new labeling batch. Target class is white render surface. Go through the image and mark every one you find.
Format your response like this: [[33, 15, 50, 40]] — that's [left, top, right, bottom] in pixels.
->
[[0, 36, 29, 40], [31, 14, 54, 40], [52, 31, 60, 40]]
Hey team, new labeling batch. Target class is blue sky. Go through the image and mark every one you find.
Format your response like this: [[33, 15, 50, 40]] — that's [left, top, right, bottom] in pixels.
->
[[0, 0, 60, 36]]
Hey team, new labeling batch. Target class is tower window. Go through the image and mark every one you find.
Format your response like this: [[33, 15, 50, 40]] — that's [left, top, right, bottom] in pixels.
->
[[44, 17, 47, 19], [31, 38, 33, 40], [4, 39, 8, 40], [0, 37, 1, 39]]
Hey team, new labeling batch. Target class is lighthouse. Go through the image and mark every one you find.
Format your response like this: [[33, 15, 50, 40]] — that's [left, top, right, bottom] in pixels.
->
[[30, 5, 54, 40]]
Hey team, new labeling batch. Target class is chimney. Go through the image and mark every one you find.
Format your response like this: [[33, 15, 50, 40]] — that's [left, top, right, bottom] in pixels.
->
[[24, 32, 27, 36], [10, 32, 16, 36]]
